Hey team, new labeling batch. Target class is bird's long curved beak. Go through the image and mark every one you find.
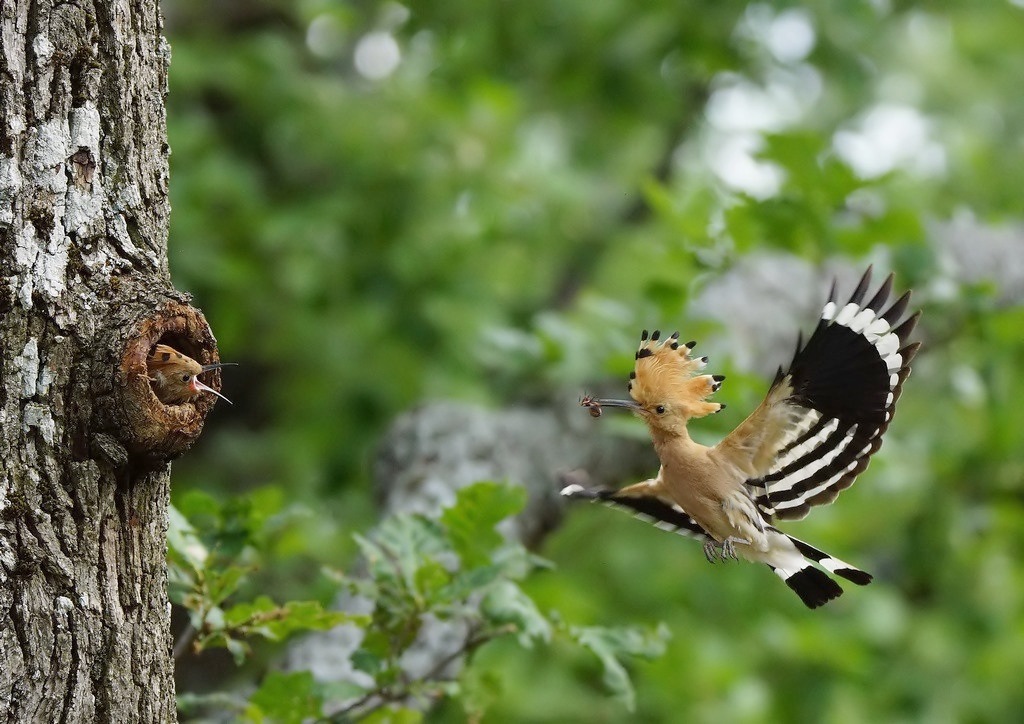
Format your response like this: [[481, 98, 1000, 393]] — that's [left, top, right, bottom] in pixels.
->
[[590, 397, 643, 411], [580, 396, 642, 419], [191, 378, 233, 405]]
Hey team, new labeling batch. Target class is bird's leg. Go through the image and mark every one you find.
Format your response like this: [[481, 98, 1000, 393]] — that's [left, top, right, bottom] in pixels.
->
[[702, 539, 720, 564], [720, 536, 750, 561]]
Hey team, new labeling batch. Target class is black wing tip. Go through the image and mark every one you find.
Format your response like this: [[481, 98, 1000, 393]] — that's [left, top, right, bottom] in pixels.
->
[[785, 567, 844, 609], [893, 310, 921, 343], [899, 341, 922, 366], [786, 268, 919, 426], [835, 568, 873, 586], [865, 272, 895, 311], [847, 266, 873, 305], [790, 330, 804, 367], [823, 267, 916, 324], [882, 289, 912, 324], [563, 487, 711, 542]]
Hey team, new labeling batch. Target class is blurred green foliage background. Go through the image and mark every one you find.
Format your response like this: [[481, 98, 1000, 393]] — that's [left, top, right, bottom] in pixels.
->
[[165, 0, 1024, 721]]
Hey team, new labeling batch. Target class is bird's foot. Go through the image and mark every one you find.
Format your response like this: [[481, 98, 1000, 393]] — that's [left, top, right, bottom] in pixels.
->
[[720, 536, 750, 561], [703, 539, 720, 564]]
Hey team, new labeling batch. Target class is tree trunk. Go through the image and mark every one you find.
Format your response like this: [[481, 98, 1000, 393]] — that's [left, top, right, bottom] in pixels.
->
[[0, 2, 222, 721]]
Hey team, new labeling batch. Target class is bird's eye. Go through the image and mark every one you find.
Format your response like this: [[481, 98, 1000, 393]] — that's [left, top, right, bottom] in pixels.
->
[[655, 405, 665, 414], [181, 373, 190, 382]]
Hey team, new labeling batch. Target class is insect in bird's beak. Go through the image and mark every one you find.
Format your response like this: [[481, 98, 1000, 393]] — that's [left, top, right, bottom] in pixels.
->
[[580, 394, 602, 417], [580, 396, 642, 415]]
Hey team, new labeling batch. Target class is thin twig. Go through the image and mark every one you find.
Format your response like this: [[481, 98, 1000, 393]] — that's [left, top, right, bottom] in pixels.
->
[[173, 622, 197, 660], [324, 622, 514, 722]]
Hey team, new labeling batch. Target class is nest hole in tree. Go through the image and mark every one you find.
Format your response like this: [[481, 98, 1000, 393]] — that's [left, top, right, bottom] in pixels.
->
[[115, 302, 224, 463]]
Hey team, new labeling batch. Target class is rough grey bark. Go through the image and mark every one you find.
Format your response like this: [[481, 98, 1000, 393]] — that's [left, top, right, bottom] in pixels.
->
[[371, 400, 653, 546], [0, 2, 215, 721]]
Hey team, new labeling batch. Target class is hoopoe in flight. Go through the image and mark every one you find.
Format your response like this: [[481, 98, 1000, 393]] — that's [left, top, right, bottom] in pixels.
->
[[562, 267, 920, 608]]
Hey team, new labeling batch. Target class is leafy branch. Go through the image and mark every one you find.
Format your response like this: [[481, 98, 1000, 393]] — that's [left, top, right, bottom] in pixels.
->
[[170, 482, 669, 722], [168, 501, 360, 664]]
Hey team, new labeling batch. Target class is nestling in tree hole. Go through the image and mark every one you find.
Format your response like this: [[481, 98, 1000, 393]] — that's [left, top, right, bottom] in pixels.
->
[[146, 344, 237, 405], [564, 267, 921, 609]]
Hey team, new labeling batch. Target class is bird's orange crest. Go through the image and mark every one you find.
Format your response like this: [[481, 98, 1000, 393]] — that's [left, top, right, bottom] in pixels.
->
[[629, 330, 723, 420]]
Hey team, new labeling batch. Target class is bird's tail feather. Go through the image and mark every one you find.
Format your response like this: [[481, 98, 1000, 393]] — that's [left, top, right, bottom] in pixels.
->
[[765, 529, 871, 608], [774, 565, 844, 609], [784, 533, 872, 585]]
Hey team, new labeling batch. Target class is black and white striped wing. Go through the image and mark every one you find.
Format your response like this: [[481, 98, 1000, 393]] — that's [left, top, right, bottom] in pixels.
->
[[746, 267, 920, 521], [560, 483, 712, 544]]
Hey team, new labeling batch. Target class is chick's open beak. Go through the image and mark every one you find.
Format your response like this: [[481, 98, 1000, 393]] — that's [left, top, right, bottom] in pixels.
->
[[191, 377, 233, 404]]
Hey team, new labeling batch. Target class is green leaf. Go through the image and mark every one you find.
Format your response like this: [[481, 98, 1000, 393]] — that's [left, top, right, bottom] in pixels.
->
[[272, 600, 365, 637], [480, 580, 551, 646], [318, 679, 371, 703], [246, 671, 322, 723], [175, 489, 222, 520], [492, 544, 554, 580], [202, 605, 225, 632], [223, 636, 249, 666], [222, 596, 365, 642], [351, 646, 384, 676], [167, 504, 209, 574], [459, 667, 503, 721], [223, 595, 276, 626], [439, 562, 505, 601], [361, 514, 448, 594], [217, 497, 262, 557], [568, 623, 671, 712], [206, 564, 248, 606], [413, 557, 450, 602], [440, 482, 527, 568]]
